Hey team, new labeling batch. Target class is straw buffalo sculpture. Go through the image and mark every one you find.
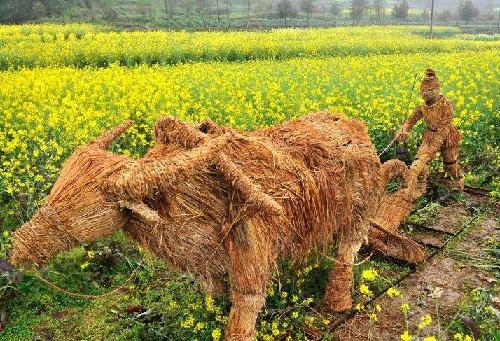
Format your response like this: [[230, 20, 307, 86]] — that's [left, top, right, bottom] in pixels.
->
[[10, 111, 425, 340]]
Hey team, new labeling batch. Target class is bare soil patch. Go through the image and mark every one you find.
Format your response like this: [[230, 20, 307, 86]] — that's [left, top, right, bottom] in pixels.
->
[[334, 207, 498, 340]]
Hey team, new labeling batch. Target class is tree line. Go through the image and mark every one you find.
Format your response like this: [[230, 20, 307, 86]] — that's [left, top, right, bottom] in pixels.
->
[[0, 0, 491, 28]]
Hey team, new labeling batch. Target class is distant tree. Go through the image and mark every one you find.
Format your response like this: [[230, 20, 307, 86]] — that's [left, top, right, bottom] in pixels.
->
[[330, 1, 341, 18], [31, 1, 47, 19], [351, 0, 368, 24], [215, 0, 220, 25], [225, 0, 231, 26], [182, 0, 196, 23], [392, 0, 409, 22], [195, 0, 206, 27], [163, 0, 168, 18], [171, 0, 177, 19], [421, 8, 430, 21], [258, 0, 272, 15], [151, 0, 157, 20], [10, 0, 34, 22], [0, 1, 10, 22], [437, 9, 453, 22], [162, 0, 176, 20], [277, 0, 296, 26], [43, 0, 65, 17], [372, 0, 385, 24], [102, 3, 118, 20], [246, 0, 251, 27], [257, 0, 272, 26], [0, 0, 133, 23], [300, 0, 314, 26], [81, 0, 97, 21], [458, 0, 479, 25]]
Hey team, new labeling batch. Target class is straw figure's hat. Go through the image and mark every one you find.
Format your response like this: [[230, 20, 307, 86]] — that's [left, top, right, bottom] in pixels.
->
[[420, 68, 440, 92]]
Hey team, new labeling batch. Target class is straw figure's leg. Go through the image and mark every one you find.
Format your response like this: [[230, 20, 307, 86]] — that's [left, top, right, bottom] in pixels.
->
[[224, 220, 269, 341], [323, 225, 366, 312], [441, 142, 464, 191], [414, 135, 442, 167], [407, 139, 441, 199]]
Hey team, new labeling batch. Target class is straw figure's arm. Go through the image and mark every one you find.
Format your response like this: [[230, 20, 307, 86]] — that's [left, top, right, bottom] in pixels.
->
[[396, 106, 423, 142], [368, 158, 427, 264]]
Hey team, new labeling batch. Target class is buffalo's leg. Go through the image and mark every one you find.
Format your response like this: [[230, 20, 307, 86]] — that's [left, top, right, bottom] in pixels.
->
[[225, 292, 265, 341], [224, 220, 269, 341], [323, 227, 365, 312]]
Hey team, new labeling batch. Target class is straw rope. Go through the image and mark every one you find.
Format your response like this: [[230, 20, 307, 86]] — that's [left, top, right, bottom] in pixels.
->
[[379, 72, 419, 158], [30, 261, 143, 299]]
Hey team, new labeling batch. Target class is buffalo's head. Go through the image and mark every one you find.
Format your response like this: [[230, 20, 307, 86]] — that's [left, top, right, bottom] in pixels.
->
[[10, 121, 133, 268]]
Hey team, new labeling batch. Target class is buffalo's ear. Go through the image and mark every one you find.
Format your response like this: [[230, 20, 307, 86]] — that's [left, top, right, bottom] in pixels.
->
[[198, 119, 225, 135], [90, 120, 133, 150], [154, 117, 206, 148]]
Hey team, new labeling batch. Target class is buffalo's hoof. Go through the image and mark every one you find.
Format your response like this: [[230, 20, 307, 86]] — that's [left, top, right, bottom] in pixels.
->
[[323, 294, 353, 312]]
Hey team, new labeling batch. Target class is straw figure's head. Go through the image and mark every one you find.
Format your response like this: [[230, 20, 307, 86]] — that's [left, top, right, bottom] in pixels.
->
[[420, 68, 440, 104], [9, 121, 133, 268]]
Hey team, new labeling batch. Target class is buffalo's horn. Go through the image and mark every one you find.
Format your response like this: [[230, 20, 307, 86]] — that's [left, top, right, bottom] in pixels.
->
[[90, 120, 133, 149]]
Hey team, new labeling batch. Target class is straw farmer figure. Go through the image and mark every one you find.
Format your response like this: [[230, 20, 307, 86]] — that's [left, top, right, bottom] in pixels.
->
[[396, 69, 464, 191]]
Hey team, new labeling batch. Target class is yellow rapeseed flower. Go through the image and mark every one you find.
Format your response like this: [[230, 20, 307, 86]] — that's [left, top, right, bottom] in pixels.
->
[[361, 268, 378, 281], [355, 303, 364, 311], [181, 315, 195, 329], [304, 316, 315, 325], [418, 314, 432, 330], [359, 283, 373, 296], [400, 330, 412, 341], [386, 287, 401, 298], [211, 328, 222, 341], [401, 303, 410, 314]]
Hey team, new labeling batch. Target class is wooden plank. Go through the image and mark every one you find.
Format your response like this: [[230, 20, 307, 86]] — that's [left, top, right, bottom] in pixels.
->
[[427, 205, 469, 235], [412, 233, 447, 248]]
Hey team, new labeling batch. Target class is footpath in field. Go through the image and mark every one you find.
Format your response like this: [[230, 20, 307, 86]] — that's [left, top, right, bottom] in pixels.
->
[[332, 192, 499, 340]]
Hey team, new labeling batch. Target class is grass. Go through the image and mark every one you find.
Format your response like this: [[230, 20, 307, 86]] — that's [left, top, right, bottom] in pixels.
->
[[0, 232, 413, 340], [447, 287, 500, 340]]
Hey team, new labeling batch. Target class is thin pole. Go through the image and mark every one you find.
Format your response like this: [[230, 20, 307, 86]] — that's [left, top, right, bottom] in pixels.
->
[[430, 0, 435, 36], [216, 0, 220, 26], [497, 8, 500, 32]]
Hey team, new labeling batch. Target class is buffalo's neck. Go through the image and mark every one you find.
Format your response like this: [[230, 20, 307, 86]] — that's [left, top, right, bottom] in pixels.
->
[[122, 174, 230, 279]]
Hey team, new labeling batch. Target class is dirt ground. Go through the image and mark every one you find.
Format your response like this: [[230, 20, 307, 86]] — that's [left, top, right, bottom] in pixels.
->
[[334, 204, 498, 340]]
